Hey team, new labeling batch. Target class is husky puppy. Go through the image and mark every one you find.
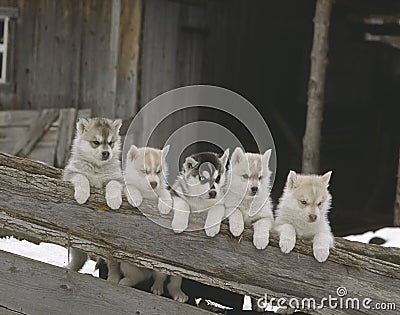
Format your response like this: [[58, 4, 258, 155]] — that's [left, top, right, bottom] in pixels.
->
[[124, 145, 172, 214], [224, 148, 274, 250], [171, 150, 230, 236], [274, 170, 334, 262], [119, 263, 188, 303], [63, 117, 123, 272], [120, 144, 187, 302]]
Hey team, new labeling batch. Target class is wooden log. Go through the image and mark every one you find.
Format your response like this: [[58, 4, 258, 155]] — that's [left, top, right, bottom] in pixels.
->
[[302, 0, 333, 174], [0, 153, 399, 315], [395, 149, 400, 227], [0, 249, 211, 315]]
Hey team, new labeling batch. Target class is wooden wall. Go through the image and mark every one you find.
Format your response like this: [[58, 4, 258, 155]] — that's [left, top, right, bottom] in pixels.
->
[[0, 0, 142, 118]]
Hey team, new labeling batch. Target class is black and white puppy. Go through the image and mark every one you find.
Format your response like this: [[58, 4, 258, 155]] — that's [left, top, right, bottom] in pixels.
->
[[171, 150, 230, 236]]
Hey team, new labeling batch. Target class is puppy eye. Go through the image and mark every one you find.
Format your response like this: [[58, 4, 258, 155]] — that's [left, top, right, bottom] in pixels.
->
[[215, 175, 221, 183], [156, 170, 161, 174], [258, 176, 263, 180], [199, 175, 205, 181], [108, 141, 113, 146], [317, 201, 322, 206], [141, 170, 147, 174], [300, 200, 307, 205], [242, 175, 249, 179], [92, 140, 100, 146]]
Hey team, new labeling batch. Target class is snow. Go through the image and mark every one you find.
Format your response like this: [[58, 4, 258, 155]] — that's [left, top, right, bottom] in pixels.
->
[[0, 236, 98, 277], [344, 227, 400, 248]]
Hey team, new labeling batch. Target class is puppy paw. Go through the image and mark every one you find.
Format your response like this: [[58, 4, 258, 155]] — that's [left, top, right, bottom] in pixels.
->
[[107, 274, 120, 284], [106, 190, 122, 210], [74, 187, 90, 204], [279, 237, 295, 254], [127, 190, 143, 208], [151, 282, 164, 295], [313, 246, 329, 262], [118, 277, 132, 287], [230, 220, 244, 237], [171, 218, 188, 234], [158, 198, 172, 214], [253, 233, 269, 250], [168, 288, 188, 303], [205, 224, 220, 237]]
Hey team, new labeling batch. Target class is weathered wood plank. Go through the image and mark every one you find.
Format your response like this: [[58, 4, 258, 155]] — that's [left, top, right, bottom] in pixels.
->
[[54, 108, 77, 168], [12, 109, 59, 157], [0, 110, 39, 127], [0, 153, 399, 314], [115, 0, 143, 118], [0, 249, 211, 315]]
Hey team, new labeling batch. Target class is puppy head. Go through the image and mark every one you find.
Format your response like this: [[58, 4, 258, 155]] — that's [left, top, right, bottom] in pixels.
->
[[75, 118, 122, 164], [230, 147, 272, 198], [286, 170, 332, 224], [181, 149, 229, 201], [126, 145, 169, 191]]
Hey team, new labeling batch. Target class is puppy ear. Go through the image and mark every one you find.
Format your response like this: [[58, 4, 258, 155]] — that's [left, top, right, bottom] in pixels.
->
[[262, 149, 272, 165], [162, 145, 170, 159], [112, 119, 122, 132], [220, 148, 230, 168], [183, 156, 198, 171], [287, 170, 298, 190], [76, 118, 89, 135], [231, 147, 244, 165], [321, 171, 332, 187], [128, 145, 139, 162]]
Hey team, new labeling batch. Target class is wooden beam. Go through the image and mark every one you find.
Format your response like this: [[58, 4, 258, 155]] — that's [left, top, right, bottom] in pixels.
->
[[0, 153, 399, 314], [302, 0, 333, 174], [0, 7, 19, 18], [395, 149, 400, 227], [0, 250, 211, 315], [12, 109, 59, 157], [115, 0, 143, 118]]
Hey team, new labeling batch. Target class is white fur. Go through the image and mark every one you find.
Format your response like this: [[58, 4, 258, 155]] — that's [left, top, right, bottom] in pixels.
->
[[122, 145, 186, 301], [119, 262, 188, 302], [171, 149, 230, 236], [124, 145, 172, 214], [63, 118, 123, 271], [274, 170, 334, 262], [224, 148, 274, 249]]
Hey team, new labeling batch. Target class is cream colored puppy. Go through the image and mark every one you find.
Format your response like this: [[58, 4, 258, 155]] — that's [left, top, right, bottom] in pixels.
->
[[275, 171, 334, 262], [125, 145, 172, 214]]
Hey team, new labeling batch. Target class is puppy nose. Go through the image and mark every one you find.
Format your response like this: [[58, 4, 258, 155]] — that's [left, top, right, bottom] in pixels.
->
[[101, 151, 110, 159], [309, 214, 317, 222], [251, 186, 258, 194], [150, 181, 157, 189], [209, 190, 217, 198]]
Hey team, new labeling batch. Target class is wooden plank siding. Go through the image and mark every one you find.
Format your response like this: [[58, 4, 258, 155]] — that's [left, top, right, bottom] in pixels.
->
[[0, 153, 399, 315], [0, 250, 212, 315], [0, 108, 90, 166], [0, 0, 142, 119]]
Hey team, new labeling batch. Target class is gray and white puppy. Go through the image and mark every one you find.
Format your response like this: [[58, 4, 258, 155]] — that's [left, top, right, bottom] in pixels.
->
[[171, 150, 230, 236], [63, 117, 123, 272], [224, 147, 274, 249]]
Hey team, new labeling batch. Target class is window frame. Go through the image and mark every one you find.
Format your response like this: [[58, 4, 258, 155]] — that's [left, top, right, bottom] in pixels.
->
[[0, 7, 18, 91]]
